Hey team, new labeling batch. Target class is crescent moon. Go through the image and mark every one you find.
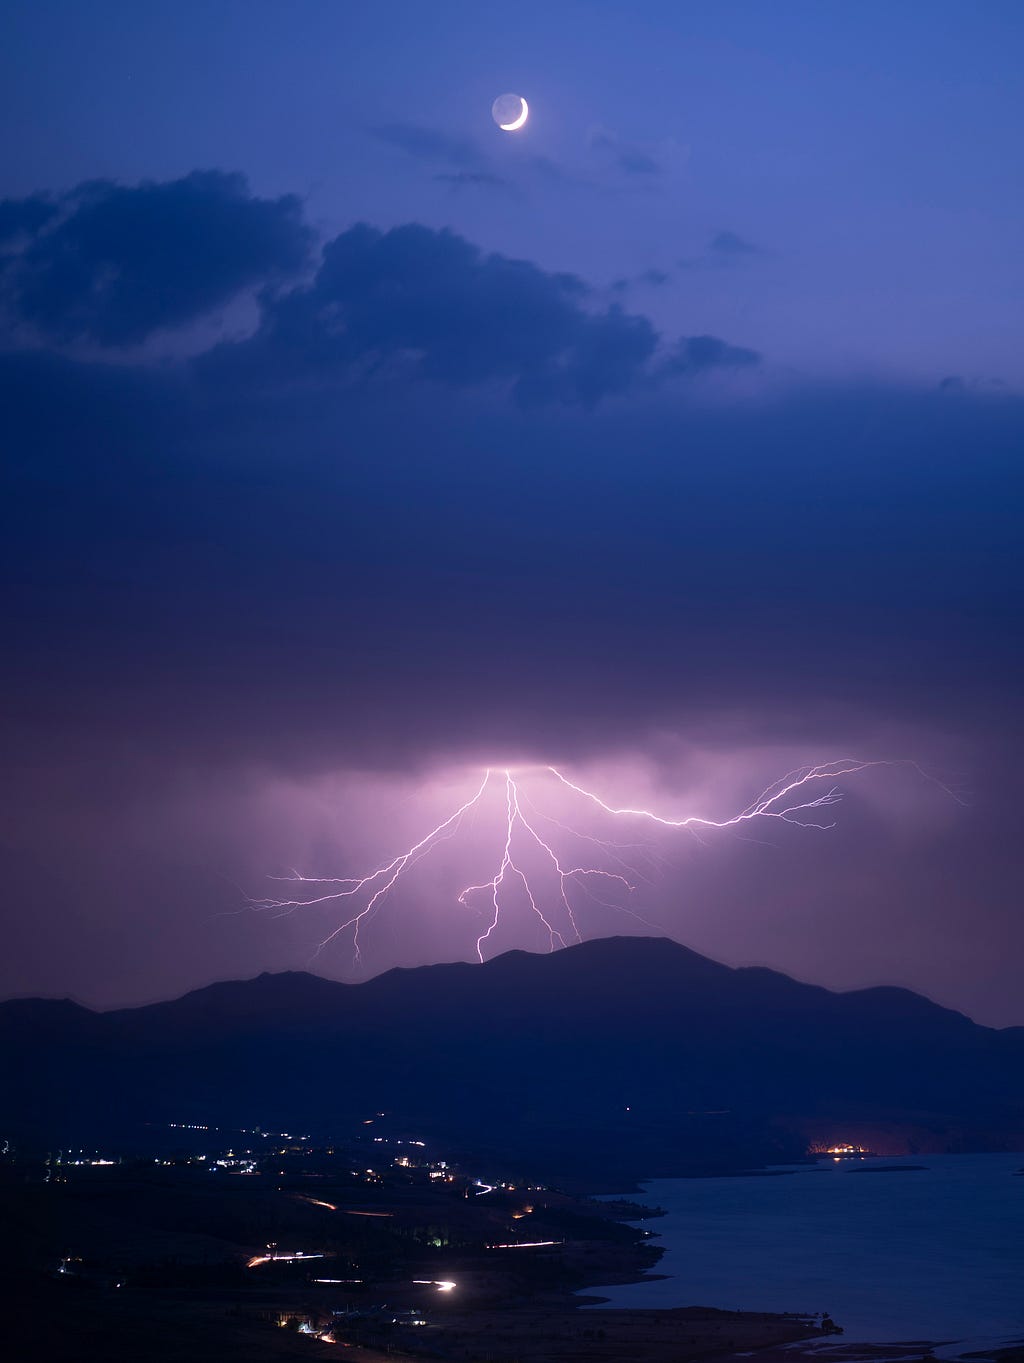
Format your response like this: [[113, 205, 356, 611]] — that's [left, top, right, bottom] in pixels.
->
[[500, 97, 528, 132]]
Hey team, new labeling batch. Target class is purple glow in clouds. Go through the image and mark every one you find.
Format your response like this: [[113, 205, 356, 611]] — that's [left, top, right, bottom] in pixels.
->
[[249, 759, 956, 968]]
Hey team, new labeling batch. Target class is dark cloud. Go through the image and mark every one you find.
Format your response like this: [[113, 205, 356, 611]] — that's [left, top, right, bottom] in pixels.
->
[[0, 194, 58, 244], [615, 148, 662, 176], [210, 221, 660, 405], [0, 171, 313, 345], [939, 374, 1007, 394], [3, 340, 1020, 777], [679, 231, 767, 271], [529, 155, 575, 185], [0, 173, 755, 404], [372, 122, 484, 168], [611, 267, 671, 293], [433, 171, 508, 190], [589, 128, 665, 177], [709, 229, 761, 258], [666, 334, 761, 373], [3, 331, 1023, 1020]]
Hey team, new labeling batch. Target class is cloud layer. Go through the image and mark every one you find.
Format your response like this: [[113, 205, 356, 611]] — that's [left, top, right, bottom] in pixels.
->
[[1, 169, 1022, 1022], [0, 172, 756, 405], [223, 221, 660, 405], [0, 170, 1018, 769], [0, 171, 312, 345]]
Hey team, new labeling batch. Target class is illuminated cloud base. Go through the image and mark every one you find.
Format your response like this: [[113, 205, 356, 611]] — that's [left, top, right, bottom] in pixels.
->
[[250, 759, 947, 966]]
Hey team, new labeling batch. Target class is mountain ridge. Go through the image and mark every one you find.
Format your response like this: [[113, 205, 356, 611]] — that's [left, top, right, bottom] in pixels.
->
[[1, 935, 1005, 1030], [2, 937, 1022, 1175]]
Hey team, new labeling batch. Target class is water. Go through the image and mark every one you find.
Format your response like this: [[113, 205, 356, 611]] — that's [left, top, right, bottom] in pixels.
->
[[589, 1154, 1024, 1346]]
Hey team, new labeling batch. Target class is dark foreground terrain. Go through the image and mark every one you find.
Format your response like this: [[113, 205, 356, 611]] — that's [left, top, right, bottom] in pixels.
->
[[4, 937, 1023, 1178], [5, 936, 1020, 1360], [0, 1151, 830, 1363]]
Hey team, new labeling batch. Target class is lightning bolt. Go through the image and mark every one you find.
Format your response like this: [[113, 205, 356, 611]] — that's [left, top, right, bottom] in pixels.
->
[[250, 758, 956, 966], [253, 770, 492, 962], [546, 758, 874, 831], [458, 770, 571, 960]]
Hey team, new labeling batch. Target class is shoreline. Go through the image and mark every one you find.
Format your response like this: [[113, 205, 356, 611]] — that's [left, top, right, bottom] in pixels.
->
[[371, 1183, 838, 1361], [12, 1149, 1020, 1360], [580, 1157, 1024, 1363], [0, 1160, 837, 1362]]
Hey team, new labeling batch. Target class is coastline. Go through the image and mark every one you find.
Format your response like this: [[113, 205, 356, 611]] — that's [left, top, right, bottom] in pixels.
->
[[379, 1183, 836, 1362], [584, 1156, 1024, 1363], [0, 1160, 836, 1362], [19, 1145, 1022, 1360]]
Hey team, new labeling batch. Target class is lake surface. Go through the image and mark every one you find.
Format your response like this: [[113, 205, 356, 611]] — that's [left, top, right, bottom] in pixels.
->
[[590, 1153, 1024, 1346]]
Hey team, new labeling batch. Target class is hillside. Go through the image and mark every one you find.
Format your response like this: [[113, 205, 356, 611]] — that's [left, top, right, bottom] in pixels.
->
[[3, 937, 1022, 1176]]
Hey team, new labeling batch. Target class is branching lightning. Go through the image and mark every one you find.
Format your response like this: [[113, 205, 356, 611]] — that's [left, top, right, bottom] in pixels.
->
[[249, 757, 953, 968]]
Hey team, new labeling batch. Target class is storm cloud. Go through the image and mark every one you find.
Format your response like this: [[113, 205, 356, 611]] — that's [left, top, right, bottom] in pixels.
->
[[0, 170, 313, 345], [1, 172, 1019, 771], [0, 172, 760, 405], [1, 168, 1022, 1022], [220, 221, 661, 404]]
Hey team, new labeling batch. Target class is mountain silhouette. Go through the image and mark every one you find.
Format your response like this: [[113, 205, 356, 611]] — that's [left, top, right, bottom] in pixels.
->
[[3, 938, 1022, 1177]]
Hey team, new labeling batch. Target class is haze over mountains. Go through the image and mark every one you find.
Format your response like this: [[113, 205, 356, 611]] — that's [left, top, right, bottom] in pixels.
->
[[3, 938, 1022, 1178]]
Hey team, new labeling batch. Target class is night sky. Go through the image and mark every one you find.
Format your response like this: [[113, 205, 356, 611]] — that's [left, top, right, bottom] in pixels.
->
[[2, 1, 1022, 1024]]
